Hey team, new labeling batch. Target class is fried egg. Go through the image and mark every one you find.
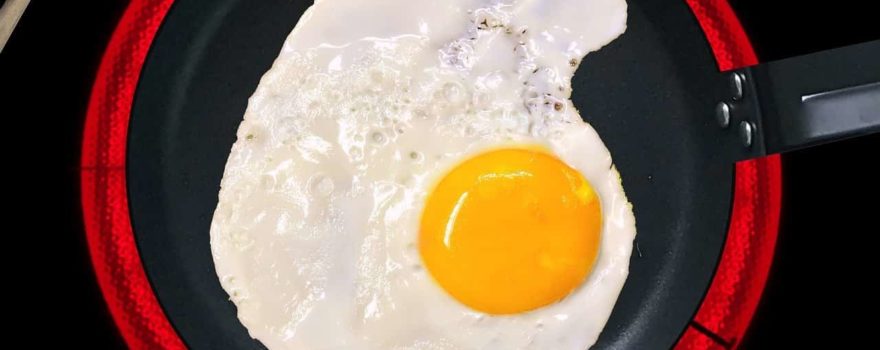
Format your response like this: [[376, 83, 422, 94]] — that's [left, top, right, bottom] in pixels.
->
[[210, 0, 635, 349]]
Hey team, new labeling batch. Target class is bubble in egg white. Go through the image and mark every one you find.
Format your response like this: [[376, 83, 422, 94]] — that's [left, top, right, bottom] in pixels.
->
[[308, 175, 334, 197], [370, 131, 387, 145]]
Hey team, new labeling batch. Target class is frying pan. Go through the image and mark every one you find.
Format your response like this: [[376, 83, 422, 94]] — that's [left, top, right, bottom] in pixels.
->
[[81, 0, 880, 349]]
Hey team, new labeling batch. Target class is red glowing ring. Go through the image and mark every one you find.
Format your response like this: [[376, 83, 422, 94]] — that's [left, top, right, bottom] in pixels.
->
[[81, 0, 781, 349], [81, 0, 181, 348], [676, 1, 782, 349]]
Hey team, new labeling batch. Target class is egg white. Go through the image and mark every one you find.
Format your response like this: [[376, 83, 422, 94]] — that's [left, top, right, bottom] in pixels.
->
[[210, 0, 634, 349]]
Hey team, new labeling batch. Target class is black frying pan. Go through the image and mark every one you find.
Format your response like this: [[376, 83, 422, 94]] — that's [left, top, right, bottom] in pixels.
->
[[125, 0, 880, 348]]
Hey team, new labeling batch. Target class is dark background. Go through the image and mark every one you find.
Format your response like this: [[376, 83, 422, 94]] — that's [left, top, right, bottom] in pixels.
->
[[2, 0, 877, 348]]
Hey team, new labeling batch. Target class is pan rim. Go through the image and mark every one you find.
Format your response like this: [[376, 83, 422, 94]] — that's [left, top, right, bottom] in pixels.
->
[[79, 0, 781, 348]]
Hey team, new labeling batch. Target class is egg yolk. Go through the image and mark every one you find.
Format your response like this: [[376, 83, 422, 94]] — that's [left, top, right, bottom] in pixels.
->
[[419, 148, 602, 314]]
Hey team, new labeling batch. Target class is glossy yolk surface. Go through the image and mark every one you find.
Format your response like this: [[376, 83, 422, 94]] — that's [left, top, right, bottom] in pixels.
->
[[419, 148, 602, 314]]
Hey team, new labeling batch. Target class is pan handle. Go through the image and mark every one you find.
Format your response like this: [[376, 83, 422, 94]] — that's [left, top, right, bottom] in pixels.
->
[[718, 40, 879, 160]]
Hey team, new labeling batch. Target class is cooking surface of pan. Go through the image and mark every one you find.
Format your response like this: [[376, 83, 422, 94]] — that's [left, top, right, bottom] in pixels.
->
[[127, 0, 736, 348]]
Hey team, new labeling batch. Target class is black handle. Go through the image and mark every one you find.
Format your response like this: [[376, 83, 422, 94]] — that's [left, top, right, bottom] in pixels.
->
[[718, 40, 880, 160]]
